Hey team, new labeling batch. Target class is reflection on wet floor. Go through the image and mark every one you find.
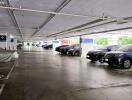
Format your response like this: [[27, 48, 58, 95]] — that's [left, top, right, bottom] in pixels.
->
[[0, 49, 132, 100]]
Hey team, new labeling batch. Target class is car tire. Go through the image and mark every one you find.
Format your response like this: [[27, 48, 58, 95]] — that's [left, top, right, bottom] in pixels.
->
[[90, 59, 97, 62], [74, 52, 79, 56], [122, 59, 131, 69], [67, 51, 71, 56], [108, 62, 114, 67], [99, 57, 104, 63]]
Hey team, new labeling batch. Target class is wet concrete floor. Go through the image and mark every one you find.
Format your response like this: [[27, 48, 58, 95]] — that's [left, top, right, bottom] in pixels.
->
[[1, 49, 132, 100]]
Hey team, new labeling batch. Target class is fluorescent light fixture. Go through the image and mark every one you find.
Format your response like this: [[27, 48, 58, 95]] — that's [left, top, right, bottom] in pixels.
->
[[10, 35, 14, 38]]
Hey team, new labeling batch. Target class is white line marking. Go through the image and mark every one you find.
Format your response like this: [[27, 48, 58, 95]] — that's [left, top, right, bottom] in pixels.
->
[[0, 61, 17, 96], [5, 61, 16, 80], [0, 84, 5, 96]]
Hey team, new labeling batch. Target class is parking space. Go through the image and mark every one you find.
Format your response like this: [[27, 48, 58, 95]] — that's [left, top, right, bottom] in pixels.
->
[[0, 50, 132, 100], [0, 61, 16, 95]]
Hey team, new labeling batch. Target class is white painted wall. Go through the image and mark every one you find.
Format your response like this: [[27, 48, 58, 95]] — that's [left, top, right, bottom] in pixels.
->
[[0, 33, 17, 50], [80, 34, 119, 58], [8, 38, 17, 50], [81, 35, 95, 58], [0, 33, 7, 50], [53, 39, 61, 55]]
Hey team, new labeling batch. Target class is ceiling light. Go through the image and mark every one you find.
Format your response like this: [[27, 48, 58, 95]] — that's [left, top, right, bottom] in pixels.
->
[[10, 35, 14, 38]]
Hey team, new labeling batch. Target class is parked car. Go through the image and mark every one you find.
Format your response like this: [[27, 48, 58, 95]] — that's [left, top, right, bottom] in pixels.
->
[[36, 44, 41, 47], [60, 44, 79, 55], [55, 45, 69, 52], [67, 44, 81, 56], [86, 45, 120, 63], [43, 44, 53, 49], [104, 44, 132, 69], [17, 44, 23, 49], [42, 44, 47, 48]]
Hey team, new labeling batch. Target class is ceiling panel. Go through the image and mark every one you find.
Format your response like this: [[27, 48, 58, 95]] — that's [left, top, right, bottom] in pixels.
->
[[59, 0, 132, 18], [35, 0, 132, 37], [0, 8, 18, 36], [13, 11, 49, 28], [0, 9, 13, 27], [36, 15, 93, 36], [1, 0, 132, 40], [10, 0, 63, 11], [9, 0, 67, 38]]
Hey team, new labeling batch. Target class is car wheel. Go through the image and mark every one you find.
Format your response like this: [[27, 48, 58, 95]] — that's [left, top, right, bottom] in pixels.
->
[[108, 62, 114, 67], [99, 57, 104, 63], [66, 51, 69, 55], [122, 59, 131, 69], [90, 59, 97, 62], [67, 51, 71, 56], [74, 52, 79, 56]]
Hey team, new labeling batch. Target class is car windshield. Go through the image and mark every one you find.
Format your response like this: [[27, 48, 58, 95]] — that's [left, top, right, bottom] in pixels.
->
[[98, 45, 110, 50], [117, 45, 132, 52], [68, 44, 79, 48]]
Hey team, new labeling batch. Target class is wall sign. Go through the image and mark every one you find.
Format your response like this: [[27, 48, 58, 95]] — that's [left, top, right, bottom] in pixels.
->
[[61, 39, 70, 45], [118, 36, 132, 45], [0, 35, 6, 42], [95, 38, 108, 45], [53, 40, 60, 43], [81, 38, 93, 43]]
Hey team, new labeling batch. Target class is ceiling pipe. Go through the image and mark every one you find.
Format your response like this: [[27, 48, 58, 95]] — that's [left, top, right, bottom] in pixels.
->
[[47, 16, 132, 37], [46, 19, 104, 37], [54, 21, 115, 36], [31, 0, 72, 37], [0, 5, 117, 20], [3, 0, 23, 39], [55, 26, 132, 39]]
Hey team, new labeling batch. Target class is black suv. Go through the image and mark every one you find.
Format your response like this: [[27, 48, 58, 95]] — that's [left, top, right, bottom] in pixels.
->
[[67, 44, 81, 56], [86, 45, 120, 63], [104, 45, 132, 69]]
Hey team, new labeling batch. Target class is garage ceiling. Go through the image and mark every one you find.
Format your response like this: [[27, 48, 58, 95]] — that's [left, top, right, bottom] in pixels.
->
[[0, 0, 132, 41]]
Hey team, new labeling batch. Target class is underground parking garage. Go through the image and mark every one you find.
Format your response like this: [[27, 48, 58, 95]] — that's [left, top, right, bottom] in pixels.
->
[[0, 0, 132, 100]]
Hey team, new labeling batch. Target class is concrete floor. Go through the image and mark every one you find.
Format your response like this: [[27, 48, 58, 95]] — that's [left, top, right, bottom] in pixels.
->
[[1, 48, 132, 100]]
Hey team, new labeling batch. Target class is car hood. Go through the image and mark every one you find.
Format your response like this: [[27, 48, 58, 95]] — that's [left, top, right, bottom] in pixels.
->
[[61, 47, 69, 49], [88, 49, 106, 54], [106, 51, 125, 55], [69, 48, 80, 51]]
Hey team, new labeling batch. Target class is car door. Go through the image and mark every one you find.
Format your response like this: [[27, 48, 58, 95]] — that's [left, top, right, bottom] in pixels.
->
[[127, 48, 132, 60]]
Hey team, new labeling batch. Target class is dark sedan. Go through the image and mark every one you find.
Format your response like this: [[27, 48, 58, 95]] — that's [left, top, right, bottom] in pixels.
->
[[60, 44, 79, 55], [67, 44, 81, 56], [43, 44, 53, 49], [104, 44, 132, 69], [86, 45, 120, 63], [55, 45, 69, 52]]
